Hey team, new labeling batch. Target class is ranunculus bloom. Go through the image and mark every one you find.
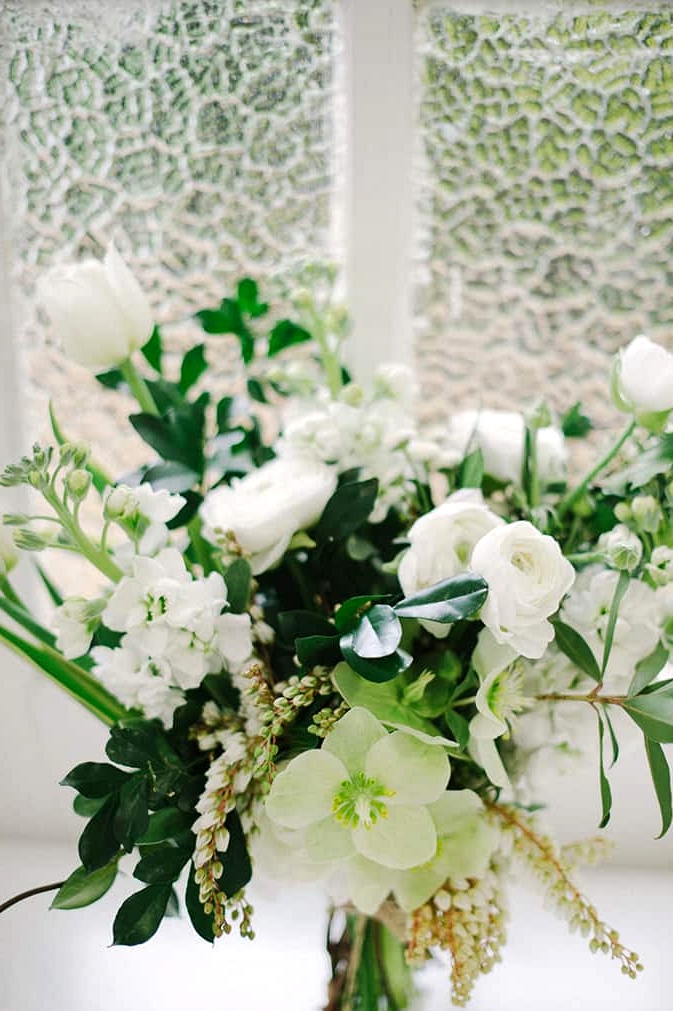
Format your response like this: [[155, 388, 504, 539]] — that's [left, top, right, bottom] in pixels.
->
[[612, 335, 673, 420], [471, 521, 575, 659], [445, 410, 567, 486], [200, 456, 337, 574], [398, 490, 504, 637], [37, 244, 154, 370]]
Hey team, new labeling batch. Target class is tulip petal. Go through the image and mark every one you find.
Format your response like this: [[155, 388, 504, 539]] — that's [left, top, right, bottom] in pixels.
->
[[323, 707, 387, 776], [365, 731, 450, 805], [265, 749, 347, 829], [353, 805, 437, 869]]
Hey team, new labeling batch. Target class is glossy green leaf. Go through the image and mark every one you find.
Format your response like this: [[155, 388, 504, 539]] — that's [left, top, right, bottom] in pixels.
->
[[339, 638, 413, 683], [267, 319, 312, 357], [314, 479, 378, 544], [333, 595, 392, 633], [216, 396, 233, 434], [601, 570, 630, 678], [78, 795, 121, 871], [143, 461, 200, 494], [218, 810, 252, 898], [237, 278, 268, 317], [106, 723, 161, 768], [246, 377, 267, 403], [51, 858, 119, 910], [179, 344, 208, 394], [133, 847, 191, 884], [552, 619, 601, 682], [597, 711, 612, 828], [393, 573, 488, 624], [295, 633, 341, 668], [629, 642, 669, 697], [332, 662, 440, 737], [224, 557, 252, 614], [186, 863, 216, 942], [141, 326, 163, 373], [61, 762, 131, 798], [623, 685, 673, 743], [278, 610, 336, 643], [112, 883, 173, 946], [73, 794, 107, 818], [644, 737, 672, 838], [348, 604, 402, 659], [137, 808, 194, 845], [113, 775, 150, 852], [459, 448, 484, 489], [444, 707, 470, 751], [561, 402, 593, 438]]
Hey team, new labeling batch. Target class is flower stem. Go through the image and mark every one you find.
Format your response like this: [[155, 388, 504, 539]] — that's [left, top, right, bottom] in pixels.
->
[[42, 488, 123, 583], [536, 691, 625, 707], [557, 420, 636, 521], [0, 881, 65, 914], [342, 915, 368, 1011], [119, 356, 159, 415]]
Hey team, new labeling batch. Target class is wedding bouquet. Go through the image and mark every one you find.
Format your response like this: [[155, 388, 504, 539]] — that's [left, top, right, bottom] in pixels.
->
[[2, 245, 672, 1009]]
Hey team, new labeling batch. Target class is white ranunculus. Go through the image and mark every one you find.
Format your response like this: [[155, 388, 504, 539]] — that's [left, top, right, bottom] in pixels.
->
[[471, 521, 575, 659], [612, 335, 673, 421], [200, 456, 337, 575], [37, 243, 154, 370], [398, 490, 504, 638], [445, 410, 567, 486]]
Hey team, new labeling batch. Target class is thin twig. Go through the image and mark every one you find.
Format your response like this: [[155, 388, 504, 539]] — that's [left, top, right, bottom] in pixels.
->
[[0, 881, 65, 914]]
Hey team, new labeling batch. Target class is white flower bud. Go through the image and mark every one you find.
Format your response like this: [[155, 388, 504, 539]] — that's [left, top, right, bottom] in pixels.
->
[[37, 243, 154, 370], [611, 335, 673, 429], [65, 468, 92, 501], [599, 524, 642, 571], [631, 495, 662, 534]]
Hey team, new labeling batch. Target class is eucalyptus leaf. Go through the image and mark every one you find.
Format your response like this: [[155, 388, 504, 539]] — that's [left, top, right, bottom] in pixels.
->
[[112, 883, 173, 946], [51, 858, 119, 910], [393, 573, 488, 624], [629, 642, 669, 697], [552, 619, 601, 683], [644, 736, 672, 838], [334, 595, 392, 633]]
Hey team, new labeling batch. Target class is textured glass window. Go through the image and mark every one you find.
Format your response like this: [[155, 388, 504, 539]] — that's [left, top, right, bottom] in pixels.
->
[[415, 4, 673, 429], [1, 0, 337, 460]]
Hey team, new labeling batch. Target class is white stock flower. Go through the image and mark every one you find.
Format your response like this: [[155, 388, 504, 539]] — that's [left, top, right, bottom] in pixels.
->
[[445, 410, 567, 486], [647, 546, 673, 587], [266, 707, 451, 872], [37, 243, 154, 370], [54, 596, 104, 659], [471, 521, 575, 659], [92, 642, 184, 727], [398, 490, 504, 638], [561, 566, 660, 692], [104, 483, 185, 525], [612, 335, 673, 421], [200, 456, 337, 574]]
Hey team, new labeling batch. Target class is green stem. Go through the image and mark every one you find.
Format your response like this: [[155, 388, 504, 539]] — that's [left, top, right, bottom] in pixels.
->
[[564, 551, 605, 565], [0, 576, 25, 608], [536, 691, 626, 707], [308, 306, 342, 399], [557, 420, 636, 521], [119, 356, 159, 416], [43, 489, 123, 583], [524, 426, 540, 510], [342, 915, 368, 1011]]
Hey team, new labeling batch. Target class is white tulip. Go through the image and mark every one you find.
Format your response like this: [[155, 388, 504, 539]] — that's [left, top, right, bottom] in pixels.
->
[[37, 244, 154, 369], [612, 335, 673, 423], [200, 456, 337, 575], [471, 521, 575, 659], [445, 409, 567, 486]]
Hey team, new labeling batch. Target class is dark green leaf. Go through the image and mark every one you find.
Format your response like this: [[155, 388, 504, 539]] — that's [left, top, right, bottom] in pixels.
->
[[137, 808, 194, 845], [73, 794, 107, 818], [186, 863, 216, 942], [179, 344, 208, 395], [224, 557, 253, 614], [36, 563, 63, 606], [394, 573, 488, 624], [597, 711, 612, 828], [623, 684, 673, 742], [314, 479, 379, 543], [267, 319, 312, 357], [143, 461, 200, 494], [95, 367, 124, 390], [130, 397, 207, 473], [145, 378, 182, 414], [348, 604, 402, 659], [78, 795, 121, 871], [444, 708, 470, 750], [112, 883, 173, 946], [562, 402, 593, 438], [134, 846, 191, 884], [644, 736, 672, 838], [602, 706, 619, 768], [195, 301, 243, 335], [296, 633, 341, 668], [237, 278, 268, 318], [552, 620, 601, 683], [459, 449, 484, 489], [61, 762, 131, 798], [114, 775, 150, 852], [278, 610, 335, 643], [218, 810, 252, 898], [246, 378, 267, 403], [202, 673, 240, 710], [216, 396, 233, 434], [129, 413, 183, 464], [141, 327, 163, 373], [51, 858, 119, 910], [106, 723, 161, 768], [167, 489, 203, 530], [334, 595, 392, 633], [166, 888, 180, 917], [0, 595, 57, 648], [339, 638, 413, 683], [601, 570, 630, 678], [629, 642, 669, 697]]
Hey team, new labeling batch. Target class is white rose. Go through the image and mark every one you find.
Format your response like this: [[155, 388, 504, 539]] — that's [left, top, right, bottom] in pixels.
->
[[37, 243, 154, 370], [200, 456, 337, 574], [446, 410, 567, 485], [399, 490, 504, 638], [471, 520, 575, 659], [612, 335, 673, 421]]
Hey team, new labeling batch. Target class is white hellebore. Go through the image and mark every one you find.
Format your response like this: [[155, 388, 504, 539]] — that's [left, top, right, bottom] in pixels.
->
[[612, 335, 673, 425], [445, 410, 567, 486], [398, 490, 504, 638], [265, 707, 451, 872], [38, 243, 154, 370], [200, 456, 337, 575], [471, 520, 575, 659]]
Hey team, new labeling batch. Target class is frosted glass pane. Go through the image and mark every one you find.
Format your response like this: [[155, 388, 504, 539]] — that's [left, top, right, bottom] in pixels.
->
[[415, 4, 673, 428], [1, 0, 337, 463]]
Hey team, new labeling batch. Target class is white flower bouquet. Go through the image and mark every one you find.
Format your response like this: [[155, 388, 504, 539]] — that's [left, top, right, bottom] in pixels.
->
[[2, 248, 672, 1008]]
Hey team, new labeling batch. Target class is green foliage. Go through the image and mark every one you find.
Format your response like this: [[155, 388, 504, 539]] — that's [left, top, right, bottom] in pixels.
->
[[51, 858, 119, 910], [552, 619, 601, 682], [562, 402, 593, 438], [644, 737, 672, 838], [179, 344, 208, 394], [458, 448, 484, 489], [141, 327, 163, 373], [314, 478, 379, 544], [597, 710, 612, 828], [78, 795, 121, 870], [61, 762, 131, 798], [237, 278, 268, 318], [224, 557, 253, 614], [112, 883, 174, 946], [605, 433, 673, 492], [393, 574, 488, 624], [218, 810, 252, 898], [623, 683, 673, 742], [133, 846, 191, 884], [186, 864, 216, 943], [113, 775, 150, 852], [345, 604, 402, 658], [130, 394, 208, 476], [137, 808, 194, 845], [268, 319, 312, 356], [629, 643, 669, 697], [600, 570, 630, 678]]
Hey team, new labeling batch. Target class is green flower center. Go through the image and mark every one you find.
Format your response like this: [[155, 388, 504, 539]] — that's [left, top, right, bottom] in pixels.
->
[[487, 665, 529, 724], [332, 771, 391, 829]]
